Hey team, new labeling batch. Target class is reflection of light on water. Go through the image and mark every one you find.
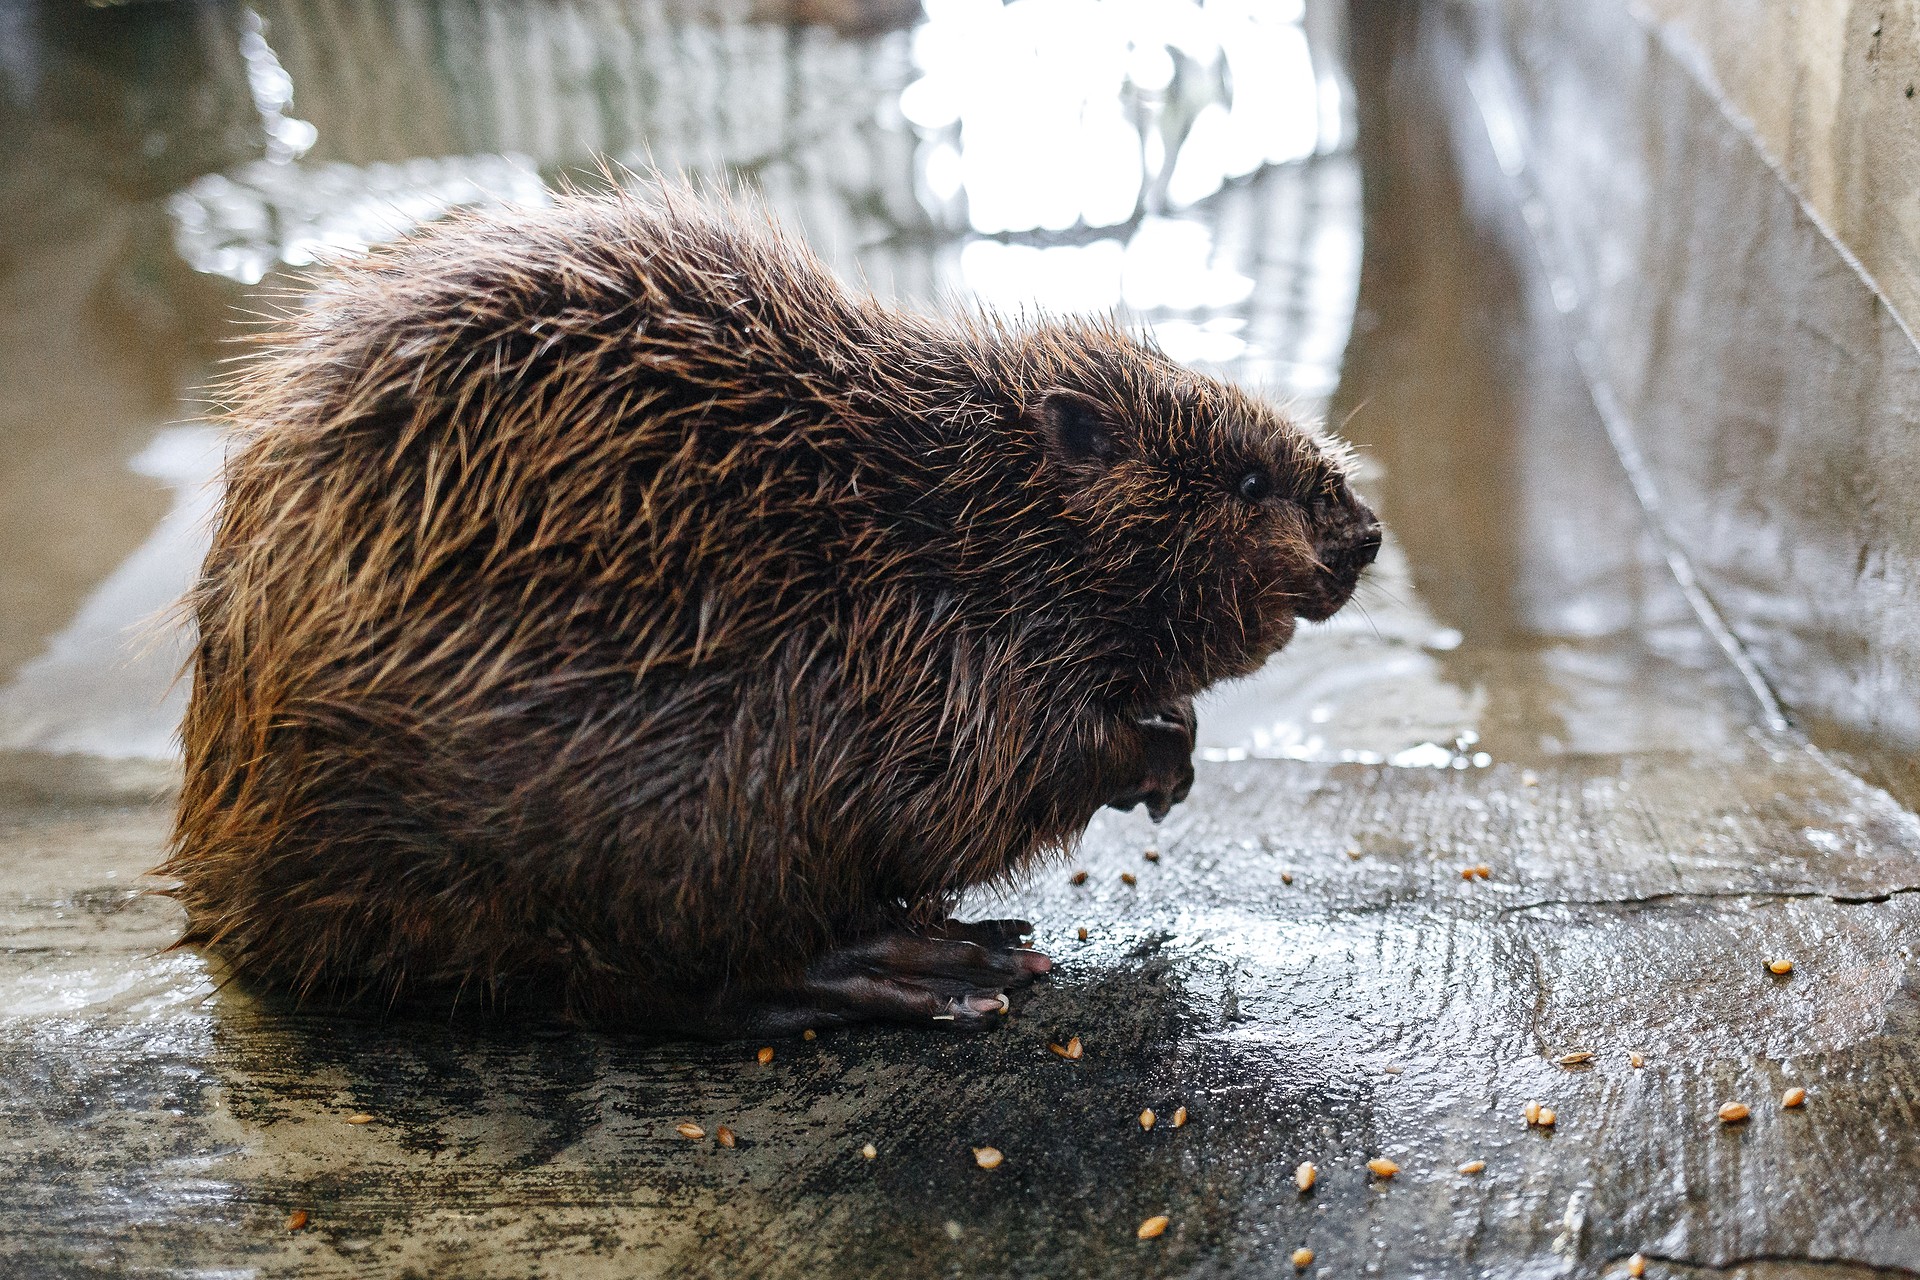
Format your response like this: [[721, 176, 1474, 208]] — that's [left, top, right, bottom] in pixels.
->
[[958, 237, 1127, 314], [171, 8, 548, 285], [904, 0, 1332, 235], [1163, 16, 1318, 207], [901, 0, 1148, 232], [239, 9, 317, 164], [1197, 527, 1499, 766], [955, 216, 1265, 364], [914, 4, 1359, 391], [168, 155, 549, 285], [956, 215, 1252, 314], [1147, 318, 1246, 364], [164, 0, 1357, 398], [1200, 731, 1493, 769], [1123, 215, 1255, 308]]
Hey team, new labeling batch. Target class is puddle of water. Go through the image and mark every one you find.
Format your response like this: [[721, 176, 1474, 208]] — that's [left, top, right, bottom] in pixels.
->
[[0, 0, 1763, 779]]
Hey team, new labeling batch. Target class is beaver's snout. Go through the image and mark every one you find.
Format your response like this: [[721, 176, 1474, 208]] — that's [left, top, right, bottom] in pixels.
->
[[1297, 500, 1381, 621]]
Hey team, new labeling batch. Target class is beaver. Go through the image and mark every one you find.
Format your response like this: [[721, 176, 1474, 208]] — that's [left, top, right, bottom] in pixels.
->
[[160, 186, 1379, 1036]]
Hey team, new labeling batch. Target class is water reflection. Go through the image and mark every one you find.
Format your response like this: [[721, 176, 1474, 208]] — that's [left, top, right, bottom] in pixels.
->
[[159, 0, 1355, 386], [236, 8, 317, 165], [953, 216, 1261, 357], [901, 0, 1335, 233], [169, 154, 548, 284]]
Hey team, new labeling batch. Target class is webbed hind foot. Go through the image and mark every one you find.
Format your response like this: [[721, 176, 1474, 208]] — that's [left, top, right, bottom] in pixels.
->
[[689, 919, 1051, 1039]]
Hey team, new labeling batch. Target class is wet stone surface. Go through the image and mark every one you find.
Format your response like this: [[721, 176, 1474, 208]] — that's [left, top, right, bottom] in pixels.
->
[[4, 744, 1920, 1277]]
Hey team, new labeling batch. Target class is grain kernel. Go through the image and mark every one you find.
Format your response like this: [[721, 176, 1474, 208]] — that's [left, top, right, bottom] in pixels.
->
[[1071, 870, 1089, 885], [1139, 1108, 1156, 1130], [973, 1146, 1003, 1169], [1523, 1100, 1542, 1125], [1281, 872, 1294, 884], [1767, 958, 1794, 975], [1718, 1101, 1750, 1123], [1461, 867, 1477, 881], [284, 1210, 309, 1232], [1171, 1107, 1188, 1128], [802, 1029, 816, 1041], [1077, 926, 1089, 941], [676, 1122, 705, 1140], [1295, 1161, 1317, 1191], [861, 1142, 877, 1159], [1292, 1247, 1315, 1269], [1556, 1051, 1592, 1066], [1627, 1253, 1646, 1278], [1121, 872, 1137, 886], [1367, 1157, 1399, 1178], [1782, 1087, 1807, 1108], [1137, 1215, 1170, 1240], [1346, 848, 1363, 861], [1536, 1108, 1556, 1127], [345, 1113, 373, 1125], [1066, 1035, 1083, 1059], [716, 1125, 736, 1148], [1629, 1052, 1646, 1068], [1144, 849, 1160, 863], [757, 1046, 774, 1065], [1458, 1160, 1485, 1174]]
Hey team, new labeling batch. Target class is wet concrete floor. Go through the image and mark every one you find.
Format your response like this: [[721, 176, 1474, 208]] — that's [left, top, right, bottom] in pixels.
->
[[3, 1, 1919, 1276]]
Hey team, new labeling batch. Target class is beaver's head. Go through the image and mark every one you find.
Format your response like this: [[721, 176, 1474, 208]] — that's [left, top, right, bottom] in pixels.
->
[[1020, 326, 1379, 689]]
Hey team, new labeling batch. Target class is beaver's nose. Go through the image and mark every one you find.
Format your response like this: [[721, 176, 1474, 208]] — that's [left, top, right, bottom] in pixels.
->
[[1319, 509, 1382, 578], [1339, 522, 1383, 571]]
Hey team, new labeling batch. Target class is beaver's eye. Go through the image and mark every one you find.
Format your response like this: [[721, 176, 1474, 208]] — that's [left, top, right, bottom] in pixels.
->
[[1237, 469, 1273, 504]]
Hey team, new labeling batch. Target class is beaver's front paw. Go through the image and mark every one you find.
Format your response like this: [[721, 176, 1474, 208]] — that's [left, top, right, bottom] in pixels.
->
[[1105, 699, 1197, 822]]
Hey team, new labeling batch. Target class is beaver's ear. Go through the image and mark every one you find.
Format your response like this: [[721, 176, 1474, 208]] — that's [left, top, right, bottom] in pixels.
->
[[1036, 390, 1126, 475]]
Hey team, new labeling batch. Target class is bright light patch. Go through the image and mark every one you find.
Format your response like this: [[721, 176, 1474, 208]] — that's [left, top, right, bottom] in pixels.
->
[[904, 0, 1327, 233]]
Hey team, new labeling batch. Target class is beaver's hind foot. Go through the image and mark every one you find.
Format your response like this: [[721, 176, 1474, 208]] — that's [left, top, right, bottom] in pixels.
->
[[691, 919, 1052, 1039]]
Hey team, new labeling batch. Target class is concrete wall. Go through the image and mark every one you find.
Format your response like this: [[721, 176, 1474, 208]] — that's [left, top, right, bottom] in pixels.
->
[[1443, 0, 1920, 802], [1637, 0, 1920, 333]]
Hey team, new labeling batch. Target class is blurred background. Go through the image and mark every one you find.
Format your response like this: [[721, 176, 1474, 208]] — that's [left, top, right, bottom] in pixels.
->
[[1, 0, 1916, 798]]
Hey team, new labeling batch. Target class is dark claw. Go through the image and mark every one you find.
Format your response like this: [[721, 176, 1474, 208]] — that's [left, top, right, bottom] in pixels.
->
[[1105, 698, 1197, 820]]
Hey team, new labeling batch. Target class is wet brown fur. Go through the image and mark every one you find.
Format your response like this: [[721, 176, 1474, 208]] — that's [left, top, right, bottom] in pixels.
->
[[160, 185, 1373, 1024]]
